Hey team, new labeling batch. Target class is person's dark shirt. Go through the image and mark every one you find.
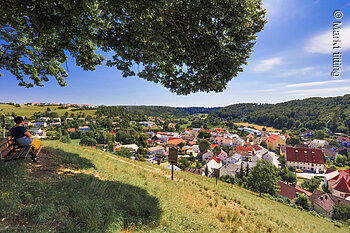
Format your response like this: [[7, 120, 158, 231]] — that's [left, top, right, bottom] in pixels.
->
[[10, 126, 28, 139]]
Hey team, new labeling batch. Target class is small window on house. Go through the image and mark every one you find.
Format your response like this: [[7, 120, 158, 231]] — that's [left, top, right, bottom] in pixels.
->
[[325, 195, 328, 200], [320, 196, 323, 200]]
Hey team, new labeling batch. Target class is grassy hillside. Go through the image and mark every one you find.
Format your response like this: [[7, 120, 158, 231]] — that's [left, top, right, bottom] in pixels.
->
[[0, 141, 348, 232], [0, 104, 96, 117]]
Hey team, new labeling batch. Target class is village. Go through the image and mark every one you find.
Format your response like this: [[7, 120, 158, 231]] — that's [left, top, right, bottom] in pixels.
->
[[4, 108, 350, 221]]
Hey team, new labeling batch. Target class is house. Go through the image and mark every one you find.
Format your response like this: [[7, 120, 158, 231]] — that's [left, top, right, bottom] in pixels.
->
[[300, 130, 314, 139], [261, 151, 279, 167], [277, 181, 311, 202], [335, 146, 348, 156], [78, 118, 86, 121], [265, 134, 286, 151], [67, 128, 75, 132], [66, 118, 74, 121], [206, 157, 222, 175], [215, 149, 228, 163], [40, 117, 50, 122], [78, 126, 90, 131], [227, 152, 241, 164], [199, 151, 213, 161], [309, 139, 329, 149], [210, 144, 220, 150], [232, 137, 245, 147], [167, 138, 186, 147], [31, 128, 44, 137], [139, 121, 156, 127], [285, 147, 324, 173], [309, 189, 350, 217], [121, 144, 139, 152], [337, 137, 350, 147], [218, 163, 241, 177], [236, 146, 254, 161], [213, 137, 232, 146], [50, 122, 61, 127], [239, 127, 262, 136], [53, 118, 61, 122], [324, 169, 350, 200], [146, 146, 165, 157], [33, 122, 47, 128], [322, 148, 336, 161]]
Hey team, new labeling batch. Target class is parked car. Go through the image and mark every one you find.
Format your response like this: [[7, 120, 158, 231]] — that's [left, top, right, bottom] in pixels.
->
[[295, 169, 303, 173]]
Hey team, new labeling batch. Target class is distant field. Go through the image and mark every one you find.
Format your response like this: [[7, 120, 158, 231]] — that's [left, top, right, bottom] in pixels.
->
[[235, 122, 281, 132], [0, 104, 96, 117]]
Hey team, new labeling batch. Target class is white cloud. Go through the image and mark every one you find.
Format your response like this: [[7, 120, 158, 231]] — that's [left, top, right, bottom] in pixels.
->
[[276, 66, 315, 77], [288, 85, 350, 95], [252, 57, 283, 72], [305, 24, 350, 54], [286, 79, 349, 88]]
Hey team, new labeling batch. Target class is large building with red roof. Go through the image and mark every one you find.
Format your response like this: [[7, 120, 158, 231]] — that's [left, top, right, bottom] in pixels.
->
[[285, 147, 324, 173]]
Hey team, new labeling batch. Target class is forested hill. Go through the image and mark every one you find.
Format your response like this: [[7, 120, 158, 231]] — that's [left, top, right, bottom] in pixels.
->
[[96, 106, 221, 118], [208, 95, 350, 132]]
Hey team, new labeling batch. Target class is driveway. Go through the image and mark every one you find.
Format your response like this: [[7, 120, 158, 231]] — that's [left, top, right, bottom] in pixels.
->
[[296, 171, 325, 179]]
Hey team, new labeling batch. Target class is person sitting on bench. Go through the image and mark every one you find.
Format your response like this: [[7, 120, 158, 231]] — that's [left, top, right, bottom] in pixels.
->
[[9, 116, 43, 162]]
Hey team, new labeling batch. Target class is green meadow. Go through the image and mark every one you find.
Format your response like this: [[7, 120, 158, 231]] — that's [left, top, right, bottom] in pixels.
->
[[0, 141, 348, 232], [0, 104, 96, 117]]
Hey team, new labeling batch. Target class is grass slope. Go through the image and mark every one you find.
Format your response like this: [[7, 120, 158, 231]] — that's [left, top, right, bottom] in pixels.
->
[[0, 141, 348, 232]]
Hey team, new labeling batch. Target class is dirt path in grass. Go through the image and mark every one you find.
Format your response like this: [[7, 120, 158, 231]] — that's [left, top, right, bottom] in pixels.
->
[[28, 147, 60, 181]]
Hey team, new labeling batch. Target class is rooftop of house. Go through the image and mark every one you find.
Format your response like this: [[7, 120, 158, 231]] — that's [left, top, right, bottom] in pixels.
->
[[146, 146, 165, 152], [309, 189, 350, 213], [332, 176, 350, 194], [337, 137, 350, 142], [265, 134, 280, 144], [236, 146, 253, 152], [215, 149, 228, 157], [285, 147, 324, 164]]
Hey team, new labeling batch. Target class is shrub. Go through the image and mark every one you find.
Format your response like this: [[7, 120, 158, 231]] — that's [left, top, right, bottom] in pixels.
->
[[60, 135, 71, 143], [294, 194, 311, 210]]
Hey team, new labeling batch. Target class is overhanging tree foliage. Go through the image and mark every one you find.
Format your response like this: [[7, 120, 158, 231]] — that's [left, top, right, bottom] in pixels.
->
[[0, 0, 266, 94]]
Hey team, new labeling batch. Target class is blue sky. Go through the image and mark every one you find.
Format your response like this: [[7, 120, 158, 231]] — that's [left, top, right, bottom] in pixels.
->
[[1, 0, 350, 107]]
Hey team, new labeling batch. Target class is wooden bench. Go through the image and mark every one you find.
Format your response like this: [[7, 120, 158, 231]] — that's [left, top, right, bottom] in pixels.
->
[[0, 137, 42, 164]]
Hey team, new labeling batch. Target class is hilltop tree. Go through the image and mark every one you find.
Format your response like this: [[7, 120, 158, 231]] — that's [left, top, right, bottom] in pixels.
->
[[247, 160, 279, 197], [0, 0, 266, 95]]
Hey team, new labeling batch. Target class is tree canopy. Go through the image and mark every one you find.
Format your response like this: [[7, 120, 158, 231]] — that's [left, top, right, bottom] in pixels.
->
[[0, 0, 266, 94]]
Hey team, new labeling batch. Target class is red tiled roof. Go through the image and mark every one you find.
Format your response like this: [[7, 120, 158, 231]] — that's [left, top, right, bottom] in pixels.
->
[[211, 144, 220, 149], [332, 177, 350, 193], [236, 146, 253, 152], [278, 181, 296, 200], [285, 147, 324, 164], [337, 136, 350, 142], [209, 157, 221, 164], [325, 167, 337, 174], [167, 138, 185, 146], [215, 149, 228, 157], [295, 186, 312, 196], [266, 134, 280, 144]]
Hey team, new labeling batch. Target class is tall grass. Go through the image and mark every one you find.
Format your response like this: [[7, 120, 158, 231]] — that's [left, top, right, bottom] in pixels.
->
[[0, 141, 347, 232]]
